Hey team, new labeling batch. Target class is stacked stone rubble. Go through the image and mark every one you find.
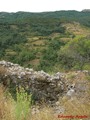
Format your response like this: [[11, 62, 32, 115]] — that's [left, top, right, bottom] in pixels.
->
[[0, 60, 67, 102]]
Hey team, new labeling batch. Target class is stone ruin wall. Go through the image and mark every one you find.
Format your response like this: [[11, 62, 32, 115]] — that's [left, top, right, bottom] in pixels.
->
[[0, 60, 69, 103]]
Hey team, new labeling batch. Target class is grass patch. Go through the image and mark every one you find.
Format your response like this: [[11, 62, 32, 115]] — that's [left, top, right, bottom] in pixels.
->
[[15, 87, 32, 120]]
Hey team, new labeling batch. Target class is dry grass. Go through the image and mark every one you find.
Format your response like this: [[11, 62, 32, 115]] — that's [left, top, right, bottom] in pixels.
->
[[0, 84, 15, 120], [0, 65, 7, 76], [0, 84, 90, 120], [54, 95, 90, 120], [0, 85, 90, 120], [32, 40, 45, 45], [29, 106, 59, 120], [0, 84, 61, 120], [61, 96, 90, 115], [30, 59, 40, 65], [63, 22, 90, 36]]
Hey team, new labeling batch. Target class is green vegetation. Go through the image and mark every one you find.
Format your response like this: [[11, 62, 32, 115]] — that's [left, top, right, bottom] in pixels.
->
[[15, 87, 32, 120], [38, 39, 65, 71], [0, 11, 90, 72], [58, 36, 90, 70]]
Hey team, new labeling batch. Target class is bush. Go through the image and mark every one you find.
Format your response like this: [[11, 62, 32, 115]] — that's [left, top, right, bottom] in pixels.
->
[[58, 36, 90, 70]]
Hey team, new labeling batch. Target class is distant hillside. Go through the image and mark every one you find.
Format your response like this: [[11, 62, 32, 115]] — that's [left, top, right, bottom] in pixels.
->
[[82, 9, 90, 12], [0, 10, 90, 72], [0, 10, 90, 26]]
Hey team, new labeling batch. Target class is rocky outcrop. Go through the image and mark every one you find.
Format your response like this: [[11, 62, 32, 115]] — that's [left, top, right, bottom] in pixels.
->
[[0, 60, 68, 103]]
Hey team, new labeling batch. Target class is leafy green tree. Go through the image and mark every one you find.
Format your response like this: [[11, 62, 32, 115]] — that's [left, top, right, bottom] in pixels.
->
[[58, 36, 90, 70]]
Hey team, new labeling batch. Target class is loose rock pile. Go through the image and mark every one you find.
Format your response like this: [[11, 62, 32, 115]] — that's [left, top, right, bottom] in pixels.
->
[[0, 60, 68, 103]]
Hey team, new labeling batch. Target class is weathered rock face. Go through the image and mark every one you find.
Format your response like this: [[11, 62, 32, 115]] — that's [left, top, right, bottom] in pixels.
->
[[0, 60, 68, 103]]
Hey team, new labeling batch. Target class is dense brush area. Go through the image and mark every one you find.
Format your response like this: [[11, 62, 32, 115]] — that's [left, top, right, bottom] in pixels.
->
[[0, 10, 90, 72]]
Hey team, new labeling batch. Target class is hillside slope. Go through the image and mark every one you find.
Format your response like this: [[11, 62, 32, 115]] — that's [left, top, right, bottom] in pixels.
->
[[0, 11, 90, 72]]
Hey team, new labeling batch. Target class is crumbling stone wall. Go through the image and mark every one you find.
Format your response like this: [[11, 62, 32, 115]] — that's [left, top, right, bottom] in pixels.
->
[[0, 60, 68, 103]]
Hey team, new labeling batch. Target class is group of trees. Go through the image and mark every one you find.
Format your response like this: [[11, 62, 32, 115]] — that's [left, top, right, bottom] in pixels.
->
[[38, 36, 90, 72], [0, 24, 27, 58], [0, 11, 90, 72], [58, 36, 90, 70], [38, 39, 65, 71], [30, 18, 65, 36]]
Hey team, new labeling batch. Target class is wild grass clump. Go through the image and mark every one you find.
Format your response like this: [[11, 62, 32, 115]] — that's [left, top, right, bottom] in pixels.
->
[[15, 87, 32, 120], [0, 84, 32, 120]]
